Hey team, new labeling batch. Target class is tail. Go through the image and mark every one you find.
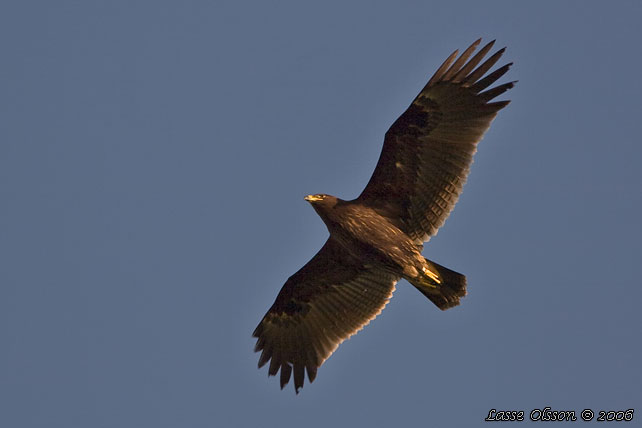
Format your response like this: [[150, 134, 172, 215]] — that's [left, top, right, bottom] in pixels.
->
[[407, 258, 467, 310]]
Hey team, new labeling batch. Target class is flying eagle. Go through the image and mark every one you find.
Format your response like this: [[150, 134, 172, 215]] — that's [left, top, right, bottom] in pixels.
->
[[253, 39, 514, 393]]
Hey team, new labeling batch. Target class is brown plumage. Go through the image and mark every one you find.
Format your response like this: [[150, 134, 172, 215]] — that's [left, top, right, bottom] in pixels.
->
[[253, 39, 515, 393]]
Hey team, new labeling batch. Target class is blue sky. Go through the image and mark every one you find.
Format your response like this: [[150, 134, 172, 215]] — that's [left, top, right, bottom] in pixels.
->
[[1, 1, 641, 426]]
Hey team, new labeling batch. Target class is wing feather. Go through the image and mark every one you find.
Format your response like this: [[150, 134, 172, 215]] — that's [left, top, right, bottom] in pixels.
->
[[253, 239, 399, 393], [465, 47, 506, 83], [452, 40, 496, 82], [442, 38, 481, 81], [357, 39, 514, 243]]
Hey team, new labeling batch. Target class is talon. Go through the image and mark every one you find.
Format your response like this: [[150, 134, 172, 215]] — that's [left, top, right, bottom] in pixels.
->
[[422, 266, 441, 284]]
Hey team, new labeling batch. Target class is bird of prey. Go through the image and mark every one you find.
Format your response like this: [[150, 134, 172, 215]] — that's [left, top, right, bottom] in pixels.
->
[[253, 39, 514, 393]]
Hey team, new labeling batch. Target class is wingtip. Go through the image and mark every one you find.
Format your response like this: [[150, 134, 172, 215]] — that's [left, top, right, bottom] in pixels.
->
[[251, 323, 262, 338], [257, 352, 270, 368], [489, 99, 512, 109], [306, 366, 318, 383]]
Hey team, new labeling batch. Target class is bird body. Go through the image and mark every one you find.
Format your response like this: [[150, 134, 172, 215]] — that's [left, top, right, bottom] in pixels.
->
[[308, 194, 421, 272], [306, 193, 467, 310], [253, 39, 515, 393]]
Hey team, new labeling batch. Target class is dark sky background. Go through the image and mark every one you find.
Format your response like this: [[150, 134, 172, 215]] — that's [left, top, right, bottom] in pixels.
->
[[2, 1, 641, 427]]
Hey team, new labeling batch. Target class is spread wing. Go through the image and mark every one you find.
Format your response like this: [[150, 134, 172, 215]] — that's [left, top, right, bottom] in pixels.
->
[[253, 238, 399, 393], [357, 39, 515, 243]]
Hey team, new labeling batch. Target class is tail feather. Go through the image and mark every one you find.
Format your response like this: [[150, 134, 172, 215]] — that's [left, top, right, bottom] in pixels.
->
[[408, 258, 467, 310]]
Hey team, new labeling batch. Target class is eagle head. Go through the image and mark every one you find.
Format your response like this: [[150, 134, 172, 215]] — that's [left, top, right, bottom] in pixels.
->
[[304, 194, 339, 209]]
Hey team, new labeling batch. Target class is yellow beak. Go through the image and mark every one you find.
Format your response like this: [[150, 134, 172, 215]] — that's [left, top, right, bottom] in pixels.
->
[[304, 194, 323, 202]]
